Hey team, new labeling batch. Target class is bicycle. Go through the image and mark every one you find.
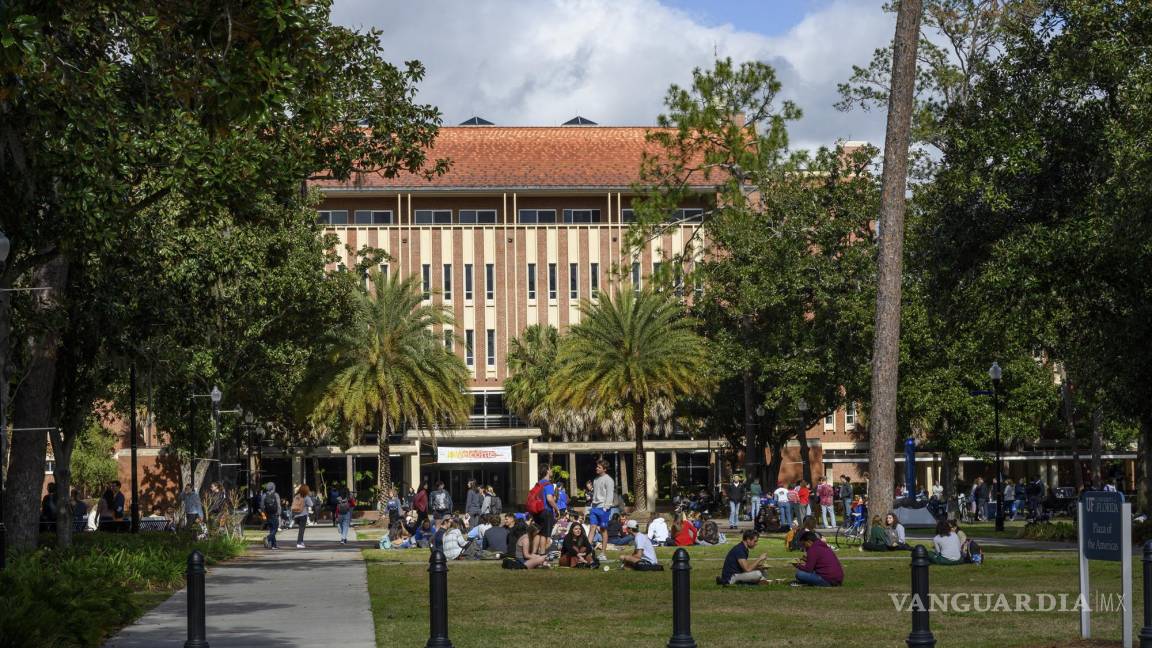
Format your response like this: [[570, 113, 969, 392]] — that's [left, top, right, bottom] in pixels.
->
[[834, 516, 866, 548]]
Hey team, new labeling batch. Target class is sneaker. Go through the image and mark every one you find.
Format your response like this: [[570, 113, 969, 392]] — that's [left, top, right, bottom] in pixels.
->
[[296, 543, 305, 549], [597, 553, 607, 562], [340, 539, 347, 545]]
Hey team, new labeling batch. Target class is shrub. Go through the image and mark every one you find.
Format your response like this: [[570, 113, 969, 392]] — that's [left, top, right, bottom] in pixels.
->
[[1017, 521, 1077, 542], [0, 533, 245, 647]]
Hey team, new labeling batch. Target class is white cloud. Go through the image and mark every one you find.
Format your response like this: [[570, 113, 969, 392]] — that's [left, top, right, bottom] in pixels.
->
[[331, 0, 894, 151]]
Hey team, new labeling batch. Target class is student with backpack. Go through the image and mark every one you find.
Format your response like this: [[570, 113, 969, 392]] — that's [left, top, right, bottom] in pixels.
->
[[336, 488, 356, 545], [291, 484, 314, 549], [430, 481, 452, 520], [527, 466, 559, 538], [261, 483, 282, 549]]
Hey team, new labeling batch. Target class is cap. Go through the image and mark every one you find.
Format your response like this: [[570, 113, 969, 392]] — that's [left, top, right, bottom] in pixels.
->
[[625, 519, 639, 530]]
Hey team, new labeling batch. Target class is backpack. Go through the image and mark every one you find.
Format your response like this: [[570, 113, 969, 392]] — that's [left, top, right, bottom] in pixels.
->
[[262, 493, 278, 517], [526, 481, 547, 515], [432, 490, 449, 512], [490, 495, 503, 514]]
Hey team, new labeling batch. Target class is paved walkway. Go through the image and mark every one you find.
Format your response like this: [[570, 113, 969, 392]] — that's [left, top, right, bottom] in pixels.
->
[[105, 524, 376, 648]]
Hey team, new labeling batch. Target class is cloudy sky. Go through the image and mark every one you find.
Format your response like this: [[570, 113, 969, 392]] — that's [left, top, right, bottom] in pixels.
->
[[331, 0, 895, 152]]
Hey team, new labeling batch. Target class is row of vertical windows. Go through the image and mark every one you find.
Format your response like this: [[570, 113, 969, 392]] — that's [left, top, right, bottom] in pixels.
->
[[456, 329, 497, 369], [393, 261, 681, 302], [421, 264, 498, 302]]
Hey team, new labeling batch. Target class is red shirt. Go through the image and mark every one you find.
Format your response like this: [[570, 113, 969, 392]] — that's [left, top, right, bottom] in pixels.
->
[[674, 523, 698, 546], [798, 486, 810, 505]]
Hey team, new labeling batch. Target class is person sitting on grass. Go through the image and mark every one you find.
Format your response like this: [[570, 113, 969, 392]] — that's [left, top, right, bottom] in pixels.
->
[[720, 530, 769, 585], [516, 522, 551, 569], [930, 519, 963, 565], [442, 518, 470, 560], [950, 519, 983, 564], [886, 512, 910, 550], [559, 521, 598, 568], [792, 531, 843, 587], [647, 513, 671, 546], [788, 516, 821, 551], [620, 520, 660, 570], [672, 513, 698, 546], [605, 512, 633, 548], [862, 515, 891, 551]]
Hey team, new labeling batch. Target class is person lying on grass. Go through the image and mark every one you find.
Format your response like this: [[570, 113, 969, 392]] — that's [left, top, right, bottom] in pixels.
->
[[721, 530, 769, 585], [792, 531, 843, 587], [620, 520, 659, 569]]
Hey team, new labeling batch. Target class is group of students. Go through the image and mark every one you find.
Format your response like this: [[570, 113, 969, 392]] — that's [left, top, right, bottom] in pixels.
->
[[720, 528, 845, 587], [726, 474, 858, 532], [40, 480, 128, 532], [258, 482, 356, 549]]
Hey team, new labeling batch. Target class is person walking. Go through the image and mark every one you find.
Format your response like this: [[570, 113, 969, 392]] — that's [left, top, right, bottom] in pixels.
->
[[465, 480, 484, 529], [726, 475, 745, 530], [336, 487, 355, 544], [291, 485, 314, 549], [816, 476, 836, 529], [181, 483, 204, 528], [748, 478, 763, 523], [261, 483, 281, 549], [430, 481, 453, 521]]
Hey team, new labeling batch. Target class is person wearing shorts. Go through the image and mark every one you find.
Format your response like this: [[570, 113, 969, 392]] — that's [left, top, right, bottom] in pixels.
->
[[589, 459, 615, 556]]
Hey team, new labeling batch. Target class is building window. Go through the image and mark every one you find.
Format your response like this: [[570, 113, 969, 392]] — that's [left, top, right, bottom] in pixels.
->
[[562, 209, 600, 224], [569, 263, 579, 299], [354, 210, 393, 225], [422, 264, 431, 300], [631, 262, 641, 292], [379, 264, 389, 282], [317, 210, 349, 225], [464, 263, 474, 301], [459, 209, 498, 224], [652, 261, 662, 279], [442, 264, 453, 301], [519, 209, 557, 224], [548, 263, 557, 300], [465, 330, 475, 367], [444, 330, 454, 351], [485, 263, 494, 301], [671, 208, 704, 223], [414, 210, 453, 225], [527, 263, 537, 300], [621, 209, 636, 223], [590, 263, 600, 297], [845, 403, 857, 428], [486, 329, 496, 367], [824, 413, 835, 430]]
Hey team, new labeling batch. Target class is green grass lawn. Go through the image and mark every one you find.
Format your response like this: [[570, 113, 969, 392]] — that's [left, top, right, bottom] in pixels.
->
[[363, 540, 1138, 648]]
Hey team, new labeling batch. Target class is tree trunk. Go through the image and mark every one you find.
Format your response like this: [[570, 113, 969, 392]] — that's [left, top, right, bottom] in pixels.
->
[[797, 420, 812, 485], [378, 413, 392, 510], [51, 439, 74, 548], [941, 450, 958, 515], [1060, 380, 1084, 490], [866, 0, 923, 522], [1090, 408, 1103, 489], [619, 454, 630, 495], [766, 438, 785, 489], [742, 370, 757, 479], [670, 451, 679, 493], [1139, 412, 1151, 514], [5, 255, 69, 551], [632, 402, 649, 512]]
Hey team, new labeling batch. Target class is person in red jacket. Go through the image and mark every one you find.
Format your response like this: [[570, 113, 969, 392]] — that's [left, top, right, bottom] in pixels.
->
[[672, 514, 698, 546], [413, 482, 429, 525], [792, 531, 843, 587]]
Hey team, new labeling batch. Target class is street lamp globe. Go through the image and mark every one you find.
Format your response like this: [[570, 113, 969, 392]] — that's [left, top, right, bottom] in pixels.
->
[[245, 411, 255, 424], [755, 405, 764, 417], [210, 385, 222, 406], [989, 362, 1002, 384]]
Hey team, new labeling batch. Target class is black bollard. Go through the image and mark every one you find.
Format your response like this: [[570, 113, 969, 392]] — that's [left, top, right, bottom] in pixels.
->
[[426, 550, 454, 648], [906, 545, 936, 648], [184, 550, 209, 648], [667, 548, 697, 648], [1140, 541, 1152, 648]]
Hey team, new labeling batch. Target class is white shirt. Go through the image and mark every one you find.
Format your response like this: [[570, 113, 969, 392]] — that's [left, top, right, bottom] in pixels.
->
[[774, 487, 790, 503], [647, 517, 669, 543], [933, 533, 962, 562], [632, 532, 658, 564]]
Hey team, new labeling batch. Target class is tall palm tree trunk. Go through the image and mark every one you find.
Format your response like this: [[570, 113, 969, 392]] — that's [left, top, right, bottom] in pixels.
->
[[867, 0, 923, 522], [377, 412, 392, 511], [632, 402, 649, 513]]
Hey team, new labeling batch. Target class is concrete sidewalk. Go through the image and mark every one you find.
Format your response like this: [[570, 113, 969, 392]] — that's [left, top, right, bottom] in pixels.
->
[[105, 524, 376, 648]]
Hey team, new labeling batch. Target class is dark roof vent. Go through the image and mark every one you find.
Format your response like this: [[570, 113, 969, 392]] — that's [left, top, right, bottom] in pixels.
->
[[562, 116, 597, 125], [459, 116, 495, 125]]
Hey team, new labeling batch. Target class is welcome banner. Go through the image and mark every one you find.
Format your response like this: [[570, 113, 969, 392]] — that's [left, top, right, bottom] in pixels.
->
[[436, 446, 512, 464]]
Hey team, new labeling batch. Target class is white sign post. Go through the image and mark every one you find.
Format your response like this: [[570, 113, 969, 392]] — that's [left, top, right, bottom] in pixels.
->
[[1078, 491, 1132, 647]]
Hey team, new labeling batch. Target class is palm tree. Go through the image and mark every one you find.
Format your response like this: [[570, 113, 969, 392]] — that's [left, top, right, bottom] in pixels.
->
[[551, 288, 711, 512], [310, 271, 470, 506]]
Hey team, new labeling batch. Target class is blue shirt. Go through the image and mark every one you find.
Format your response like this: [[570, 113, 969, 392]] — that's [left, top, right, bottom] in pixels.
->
[[557, 488, 568, 510], [541, 480, 555, 511]]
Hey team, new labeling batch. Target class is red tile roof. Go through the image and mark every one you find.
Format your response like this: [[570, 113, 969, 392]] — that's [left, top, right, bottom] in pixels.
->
[[312, 126, 710, 191]]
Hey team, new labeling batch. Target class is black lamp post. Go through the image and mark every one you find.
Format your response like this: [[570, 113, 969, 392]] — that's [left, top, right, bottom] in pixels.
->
[[210, 386, 222, 485], [797, 398, 812, 485], [0, 230, 8, 568], [990, 362, 1005, 532]]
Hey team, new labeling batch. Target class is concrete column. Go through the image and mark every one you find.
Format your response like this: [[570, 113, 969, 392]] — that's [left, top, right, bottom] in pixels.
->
[[924, 455, 935, 494], [645, 450, 657, 510], [568, 451, 578, 495], [291, 454, 302, 488], [526, 440, 539, 503], [345, 454, 354, 489], [405, 441, 421, 490]]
